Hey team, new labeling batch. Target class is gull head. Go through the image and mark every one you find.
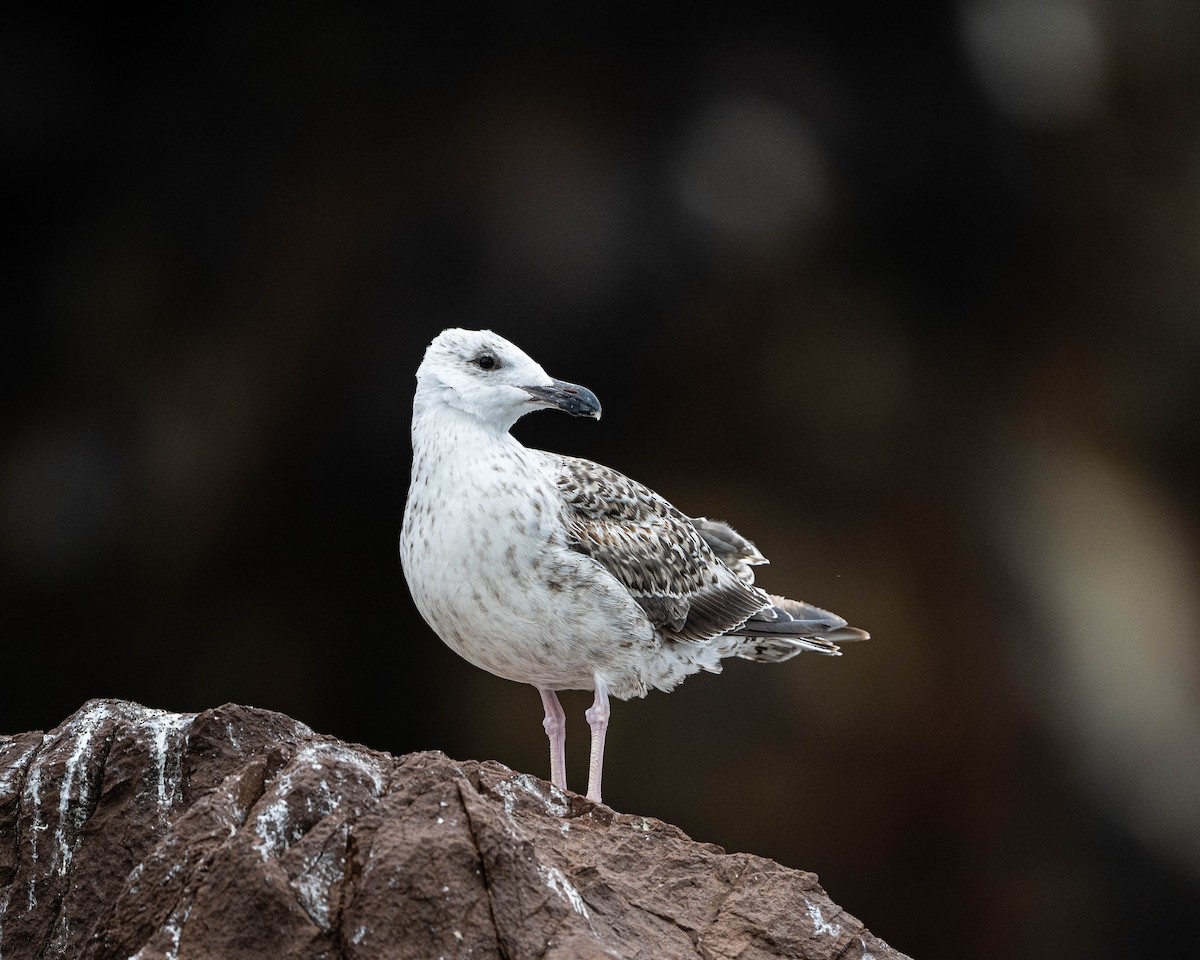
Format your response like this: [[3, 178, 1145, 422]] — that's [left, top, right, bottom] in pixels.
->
[[415, 328, 601, 431]]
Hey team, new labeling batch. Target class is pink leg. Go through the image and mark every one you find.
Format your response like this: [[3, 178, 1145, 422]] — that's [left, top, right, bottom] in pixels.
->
[[539, 687, 567, 792], [585, 677, 610, 804]]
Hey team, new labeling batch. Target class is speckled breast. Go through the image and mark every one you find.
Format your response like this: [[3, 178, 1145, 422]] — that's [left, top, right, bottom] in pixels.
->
[[401, 449, 652, 691]]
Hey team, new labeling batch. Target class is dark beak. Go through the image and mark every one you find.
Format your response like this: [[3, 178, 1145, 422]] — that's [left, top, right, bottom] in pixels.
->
[[524, 379, 602, 419]]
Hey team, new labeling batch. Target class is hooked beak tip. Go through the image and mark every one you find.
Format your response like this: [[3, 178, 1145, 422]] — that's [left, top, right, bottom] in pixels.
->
[[524, 379, 602, 419]]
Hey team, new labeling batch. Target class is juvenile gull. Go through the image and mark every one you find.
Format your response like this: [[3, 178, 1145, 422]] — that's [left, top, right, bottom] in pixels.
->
[[400, 329, 867, 804]]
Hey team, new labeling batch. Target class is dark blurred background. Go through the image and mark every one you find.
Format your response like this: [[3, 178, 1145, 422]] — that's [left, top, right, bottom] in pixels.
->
[[4, 5, 1200, 958]]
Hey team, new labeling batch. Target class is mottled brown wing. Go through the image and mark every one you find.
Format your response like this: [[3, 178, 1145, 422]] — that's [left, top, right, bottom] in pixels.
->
[[547, 454, 767, 642]]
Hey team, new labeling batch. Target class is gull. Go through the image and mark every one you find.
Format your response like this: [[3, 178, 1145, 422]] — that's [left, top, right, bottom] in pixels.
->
[[400, 329, 867, 804]]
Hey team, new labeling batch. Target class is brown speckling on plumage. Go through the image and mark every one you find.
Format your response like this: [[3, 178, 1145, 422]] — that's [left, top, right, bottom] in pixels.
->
[[549, 455, 768, 643], [398, 329, 867, 801]]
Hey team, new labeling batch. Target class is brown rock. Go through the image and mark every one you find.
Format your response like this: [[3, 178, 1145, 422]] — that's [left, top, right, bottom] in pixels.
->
[[0, 700, 909, 959]]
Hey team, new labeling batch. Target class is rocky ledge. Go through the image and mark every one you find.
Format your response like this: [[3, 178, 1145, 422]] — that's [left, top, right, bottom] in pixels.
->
[[0, 700, 907, 959]]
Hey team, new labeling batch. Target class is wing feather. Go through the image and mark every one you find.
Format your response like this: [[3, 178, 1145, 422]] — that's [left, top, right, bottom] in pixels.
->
[[547, 455, 767, 642], [690, 516, 767, 584]]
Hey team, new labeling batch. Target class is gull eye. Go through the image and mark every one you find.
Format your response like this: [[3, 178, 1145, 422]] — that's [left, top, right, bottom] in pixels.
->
[[473, 353, 497, 371]]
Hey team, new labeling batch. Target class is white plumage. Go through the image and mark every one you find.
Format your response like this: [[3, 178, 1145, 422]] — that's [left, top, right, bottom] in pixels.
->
[[400, 328, 867, 803]]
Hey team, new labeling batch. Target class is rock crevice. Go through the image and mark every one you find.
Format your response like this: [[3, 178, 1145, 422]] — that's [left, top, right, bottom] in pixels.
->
[[0, 700, 909, 960]]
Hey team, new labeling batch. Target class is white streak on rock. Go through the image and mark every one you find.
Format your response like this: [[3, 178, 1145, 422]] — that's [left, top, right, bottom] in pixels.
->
[[162, 899, 194, 960], [291, 823, 349, 931], [539, 864, 589, 919], [252, 768, 298, 862], [303, 741, 389, 794], [250, 740, 387, 862], [45, 905, 75, 957], [55, 703, 112, 874], [0, 741, 38, 795], [804, 898, 841, 937], [123, 889, 194, 959], [493, 773, 569, 819], [24, 758, 44, 909], [143, 711, 192, 816], [126, 861, 145, 895]]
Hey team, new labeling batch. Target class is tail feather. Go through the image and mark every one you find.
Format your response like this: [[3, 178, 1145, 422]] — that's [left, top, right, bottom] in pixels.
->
[[725, 593, 870, 661], [688, 511, 870, 663]]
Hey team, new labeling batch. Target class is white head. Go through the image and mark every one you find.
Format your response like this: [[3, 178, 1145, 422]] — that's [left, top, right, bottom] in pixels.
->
[[413, 328, 601, 432]]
